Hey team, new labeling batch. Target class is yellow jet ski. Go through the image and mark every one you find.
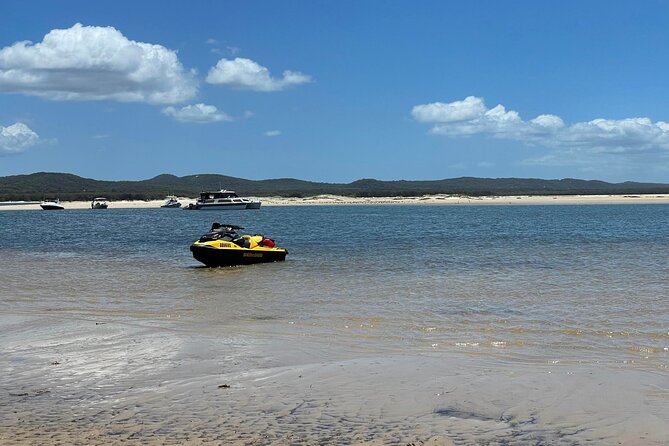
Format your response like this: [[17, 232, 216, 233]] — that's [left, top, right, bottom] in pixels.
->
[[190, 223, 288, 267]]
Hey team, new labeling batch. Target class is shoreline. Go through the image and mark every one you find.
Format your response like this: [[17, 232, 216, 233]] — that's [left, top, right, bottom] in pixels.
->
[[1, 193, 669, 211]]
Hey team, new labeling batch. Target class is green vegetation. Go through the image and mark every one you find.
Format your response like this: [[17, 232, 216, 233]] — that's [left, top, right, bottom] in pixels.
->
[[1, 172, 668, 201]]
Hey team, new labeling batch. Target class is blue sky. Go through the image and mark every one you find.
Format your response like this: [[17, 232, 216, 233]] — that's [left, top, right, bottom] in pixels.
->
[[1, 1, 669, 183]]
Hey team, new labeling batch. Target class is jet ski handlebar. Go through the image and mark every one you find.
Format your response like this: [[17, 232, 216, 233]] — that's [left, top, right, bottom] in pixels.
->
[[210, 223, 244, 231]]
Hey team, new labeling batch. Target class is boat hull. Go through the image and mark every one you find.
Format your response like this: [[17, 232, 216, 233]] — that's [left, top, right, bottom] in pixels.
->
[[40, 204, 64, 210], [190, 244, 287, 267], [186, 203, 249, 210]]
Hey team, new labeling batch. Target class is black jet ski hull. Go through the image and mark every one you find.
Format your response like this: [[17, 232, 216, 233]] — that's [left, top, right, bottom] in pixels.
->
[[190, 244, 287, 267]]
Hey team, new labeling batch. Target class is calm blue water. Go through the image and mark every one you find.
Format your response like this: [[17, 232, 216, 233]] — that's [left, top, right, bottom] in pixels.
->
[[1, 204, 668, 365], [2, 204, 667, 269]]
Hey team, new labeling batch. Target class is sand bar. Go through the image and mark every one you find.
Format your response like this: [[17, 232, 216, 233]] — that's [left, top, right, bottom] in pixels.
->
[[1, 193, 669, 210]]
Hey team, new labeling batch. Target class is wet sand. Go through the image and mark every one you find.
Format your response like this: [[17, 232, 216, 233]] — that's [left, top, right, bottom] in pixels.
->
[[2, 312, 668, 445], [2, 193, 669, 211]]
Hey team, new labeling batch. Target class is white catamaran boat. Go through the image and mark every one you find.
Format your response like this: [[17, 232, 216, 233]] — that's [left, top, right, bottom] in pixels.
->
[[40, 199, 64, 210], [185, 190, 261, 210]]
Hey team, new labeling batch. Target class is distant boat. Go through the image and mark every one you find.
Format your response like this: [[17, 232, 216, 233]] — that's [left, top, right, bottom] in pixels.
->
[[185, 190, 261, 210], [40, 199, 64, 210], [91, 197, 109, 209], [160, 195, 182, 208]]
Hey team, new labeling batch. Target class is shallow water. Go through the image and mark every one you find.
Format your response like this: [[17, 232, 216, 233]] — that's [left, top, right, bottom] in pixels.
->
[[1, 205, 668, 444]]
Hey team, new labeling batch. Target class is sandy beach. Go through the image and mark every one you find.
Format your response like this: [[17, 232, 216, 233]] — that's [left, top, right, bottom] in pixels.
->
[[1, 193, 669, 211]]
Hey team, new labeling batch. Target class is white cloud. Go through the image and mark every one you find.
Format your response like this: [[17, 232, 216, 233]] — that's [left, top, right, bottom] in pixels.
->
[[206, 57, 311, 91], [162, 103, 232, 123], [412, 96, 669, 154], [530, 114, 565, 130], [561, 118, 669, 152], [264, 130, 281, 137], [411, 96, 487, 123], [0, 23, 197, 104], [0, 122, 39, 154]]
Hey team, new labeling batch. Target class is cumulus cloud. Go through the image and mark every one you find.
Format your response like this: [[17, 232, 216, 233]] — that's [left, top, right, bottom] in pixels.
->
[[411, 96, 487, 123], [0, 122, 39, 154], [162, 103, 232, 123], [206, 57, 311, 91], [412, 96, 669, 154], [0, 23, 197, 104], [264, 130, 281, 137]]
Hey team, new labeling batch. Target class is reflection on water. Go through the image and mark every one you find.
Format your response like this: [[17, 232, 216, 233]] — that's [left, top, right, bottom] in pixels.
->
[[1, 205, 669, 443]]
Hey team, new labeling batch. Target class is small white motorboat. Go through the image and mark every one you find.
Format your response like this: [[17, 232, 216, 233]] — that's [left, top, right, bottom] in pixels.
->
[[91, 197, 109, 209], [40, 199, 64, 210], [160, 195, 182, 208]]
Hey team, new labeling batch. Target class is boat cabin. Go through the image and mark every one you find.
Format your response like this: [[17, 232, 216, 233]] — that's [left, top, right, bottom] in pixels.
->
[[198, 190, 243, 203], [187, 189, 260, 210]]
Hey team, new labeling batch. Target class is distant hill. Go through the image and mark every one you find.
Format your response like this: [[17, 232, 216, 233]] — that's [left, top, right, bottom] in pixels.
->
[[1, 172, 668, 201]]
